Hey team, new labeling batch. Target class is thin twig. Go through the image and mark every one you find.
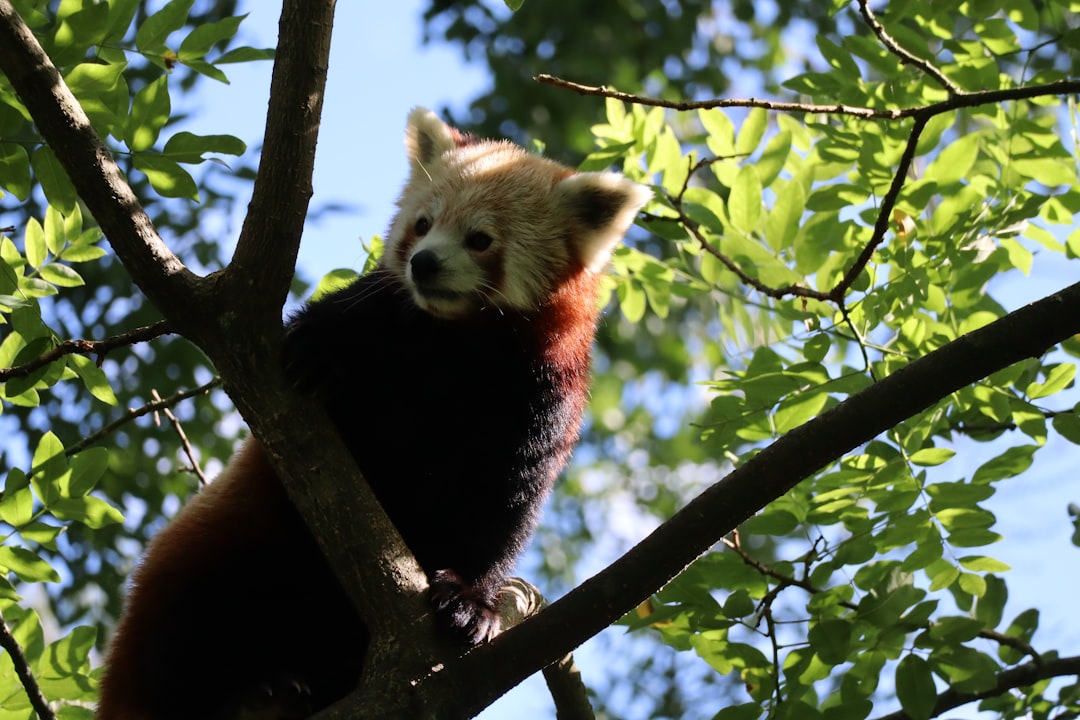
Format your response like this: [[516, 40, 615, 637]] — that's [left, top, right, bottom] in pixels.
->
[[838, 302, 876, 379], [57, 378, 222, 464], [535, 74, 1080, 122], [680, 215, 832, 301], [150, 388, 208, 485], [536, 73, 904, 119], [0, 321, 174, 381], [666, 113, 928, 306], [856, 0, 964, 95], [831, 115, 929, 298], [0, 608, 55, 720]]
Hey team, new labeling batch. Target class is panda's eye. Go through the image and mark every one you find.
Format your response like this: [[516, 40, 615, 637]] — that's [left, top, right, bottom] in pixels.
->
[[465, 231, 493, 252], [414, 217, 431, 236]]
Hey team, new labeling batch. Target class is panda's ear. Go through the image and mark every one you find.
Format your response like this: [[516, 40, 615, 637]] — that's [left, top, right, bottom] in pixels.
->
[[555, 172, 652, 271], [405, 107, 461, 170]]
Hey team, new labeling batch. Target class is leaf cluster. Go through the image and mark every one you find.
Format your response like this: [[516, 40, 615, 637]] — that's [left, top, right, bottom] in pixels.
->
[[0, 0, 266, 641]]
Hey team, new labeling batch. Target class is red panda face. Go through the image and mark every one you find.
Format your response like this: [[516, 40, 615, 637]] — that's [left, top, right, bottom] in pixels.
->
[[383, 108, 652, 321]]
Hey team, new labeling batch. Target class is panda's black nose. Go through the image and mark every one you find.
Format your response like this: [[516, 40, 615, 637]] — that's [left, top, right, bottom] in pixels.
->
[[410, 250, 440, 283]]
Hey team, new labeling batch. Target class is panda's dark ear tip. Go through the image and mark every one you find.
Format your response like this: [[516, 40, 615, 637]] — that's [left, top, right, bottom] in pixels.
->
[[559, 173, 652, 228], [556, 172, 652, 270]]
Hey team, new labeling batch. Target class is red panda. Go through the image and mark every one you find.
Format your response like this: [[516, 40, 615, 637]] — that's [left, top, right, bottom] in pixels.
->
[[96, 108, 651, 720]]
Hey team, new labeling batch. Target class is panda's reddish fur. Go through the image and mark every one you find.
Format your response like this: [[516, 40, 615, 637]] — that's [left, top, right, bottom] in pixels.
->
[[96, 108, 650, 720]]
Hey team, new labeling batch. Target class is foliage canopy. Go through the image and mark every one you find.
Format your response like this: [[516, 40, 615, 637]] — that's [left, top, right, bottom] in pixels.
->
[[0, 0, 1079, 719]]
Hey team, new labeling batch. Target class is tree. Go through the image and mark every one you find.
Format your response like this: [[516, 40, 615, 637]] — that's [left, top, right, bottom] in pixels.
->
[[0, 1, 1079, 720]]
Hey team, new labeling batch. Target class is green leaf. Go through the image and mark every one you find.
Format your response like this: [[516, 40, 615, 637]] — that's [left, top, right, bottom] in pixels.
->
[[958, 556, 1010, 573], [215, 46, 276, 64], [742, 508, 798, 536], [311, 268, 360, 302], [765, 179, 805, 252], [803, 334, 830, 363], [930, 645, 999, 694], [31, 431, 66, 480], [724, 590, 755, 618], [924, 133, 980, 185], [700, 108, 735, 157], [617, 277, 646, 322], [182, 58, 229, 84], [736, 108, 768, 156], [64, 61, 126, 102], [503, 0, 525, 9], [127, 75, 171, 152], [0, 469, 33, 527], [38, 263, 84, 288], [928, 615, 984, 643], [103, 0, 140, 43], [67, 354, 118, 406], [808, 619, 851, 665], [135, 0, 196, 53], [895, 655, 935, 720], [177, 15, 244, 61], [39, 624, 96, 680], [971, 445, 1037, 484], [998, 608, 1039, 664], [728, 165, 762, 235], [30, 431, 68, 506], [1052, 413, 1080, 445], [24, 217, 46, 269], [62, 241, 107, 263], [133, 154, 199, 200], [0, 142, 31, 200], [713, 704, 762, 720], [1026, 363, 1075, 399], [68, 447, 110, 497], [44, 205, 66, 256], [49, 496, 124, 528], [774, 390, 828, 433], [909, 447, 955, 466], [974, 574, 1007, 629], [162, 132, 246, 163], [755, 131, 791, 189], [1012, 157, 1076, 187], [0, 546, 60, 583], [925, 481, 995, 510], [31, 147, 77, 214], [53, 1, 111, 52]]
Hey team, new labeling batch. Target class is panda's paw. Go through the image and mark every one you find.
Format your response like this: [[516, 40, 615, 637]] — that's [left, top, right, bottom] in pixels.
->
[[430, 569, 501, 646]]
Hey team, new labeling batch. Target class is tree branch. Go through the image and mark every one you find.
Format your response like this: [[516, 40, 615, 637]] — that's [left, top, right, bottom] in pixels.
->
[[430, 279, 1080, 718], [0, 321, 173, 382], [197, 0, 435, 696], [0, 2, 202, 328], [871, 655, 1080, 720], [222, 0, 337, 325], [831, 114, 928, 299], [0, 608, 54, 720], [535, 73, 1080, 121], [856, 0, 963, 95], [0, 2, 434, 699], [535, 73, 906, 119]]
